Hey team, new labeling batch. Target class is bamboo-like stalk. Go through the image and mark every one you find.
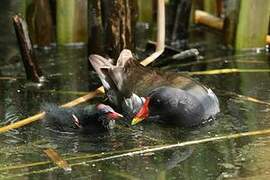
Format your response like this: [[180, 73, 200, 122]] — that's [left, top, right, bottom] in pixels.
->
[[188, 68, 270, 75], [203, 0, 218, 16], [235, 0, 270, 49], [0, 0, 165, 133], [56, 0, 88, 45], [56, 0, 75, 44], [138, 0, 152, 23]]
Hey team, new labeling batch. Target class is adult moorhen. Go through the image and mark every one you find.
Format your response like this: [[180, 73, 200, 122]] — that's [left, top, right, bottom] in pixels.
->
[[89, 49, 220, 127], [42, 103, 123, 133]]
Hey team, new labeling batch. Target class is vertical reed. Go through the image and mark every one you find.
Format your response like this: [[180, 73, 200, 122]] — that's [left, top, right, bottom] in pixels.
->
[[56, 0, 74, 44], [138, 0, 152, 23], [203, 0, 218, 16], [56, 0, 88, 45], [235, 0, 270, 49]]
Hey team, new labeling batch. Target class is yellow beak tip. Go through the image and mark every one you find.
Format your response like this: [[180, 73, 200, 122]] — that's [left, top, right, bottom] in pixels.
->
[[131, 120, 137, 125], [131, 117, 143, 125]]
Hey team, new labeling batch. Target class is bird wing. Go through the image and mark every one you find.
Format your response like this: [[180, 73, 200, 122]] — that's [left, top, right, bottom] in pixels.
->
[[116, 49, 133, 67], [89, 54, 114, 90]]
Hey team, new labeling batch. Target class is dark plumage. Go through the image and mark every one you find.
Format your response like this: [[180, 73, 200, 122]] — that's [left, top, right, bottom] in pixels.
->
[[42, 103, 123, 133], [142, 86, 219, 126], [89, 49, 219, 127]]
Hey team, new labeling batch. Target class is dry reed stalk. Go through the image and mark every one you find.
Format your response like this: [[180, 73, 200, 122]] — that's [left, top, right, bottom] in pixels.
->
[[0, 77, 18, 81], [140, 0, 165, 66], [188, 68, 270, 75], [220, 91, 270, 106]]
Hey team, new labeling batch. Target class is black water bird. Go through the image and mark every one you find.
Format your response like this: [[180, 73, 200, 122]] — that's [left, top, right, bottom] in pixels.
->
[[42, 103, 123, 133], [89, 49, 219, 127]]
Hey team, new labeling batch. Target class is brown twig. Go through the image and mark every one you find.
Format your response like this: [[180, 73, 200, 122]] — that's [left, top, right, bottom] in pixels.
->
[[44, 148, 71, 171], [194, 10, 224, 30]]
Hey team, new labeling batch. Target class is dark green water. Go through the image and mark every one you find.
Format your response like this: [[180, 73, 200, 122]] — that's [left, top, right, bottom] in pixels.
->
[[1, 1, 270, 180]]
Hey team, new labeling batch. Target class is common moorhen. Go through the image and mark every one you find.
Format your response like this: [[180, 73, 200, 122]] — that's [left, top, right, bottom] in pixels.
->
[[89, 49, 220, 127], [42, 103, 123, 133]]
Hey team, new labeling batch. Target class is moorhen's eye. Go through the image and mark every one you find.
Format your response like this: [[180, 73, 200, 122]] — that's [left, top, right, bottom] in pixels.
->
[[151, 98, 162, 107], [156, 98, 161, 104]]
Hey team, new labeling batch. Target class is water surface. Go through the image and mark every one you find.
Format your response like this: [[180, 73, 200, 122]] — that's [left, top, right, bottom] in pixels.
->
[[1, 1, 270, 180]]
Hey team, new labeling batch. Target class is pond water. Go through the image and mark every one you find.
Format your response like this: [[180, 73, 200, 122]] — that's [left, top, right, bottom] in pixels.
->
[[1, 1, 270, 180]]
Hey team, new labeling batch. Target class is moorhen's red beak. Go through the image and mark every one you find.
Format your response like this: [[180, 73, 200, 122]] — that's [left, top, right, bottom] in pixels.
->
[[131, 98, 150, 125], [107, 111, 123, 119]]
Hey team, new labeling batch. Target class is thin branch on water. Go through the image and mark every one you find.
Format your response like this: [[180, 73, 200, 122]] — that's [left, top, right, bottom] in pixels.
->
[[218, 90, 270, 106], [3, 127, 270, 177], [38, 89, 90, 96], [0, 0, 165, 133], [162, 59, 265, 70], [188, 68, 270, 75], [0, 77, 18, 81]]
